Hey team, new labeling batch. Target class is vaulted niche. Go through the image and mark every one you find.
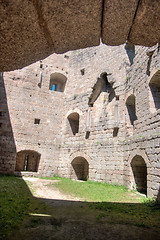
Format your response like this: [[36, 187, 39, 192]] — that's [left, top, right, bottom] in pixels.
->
[[49, 73, 67, 92], [67, 112, 79, 135], [88, 72, 115, 106], [126, 94, 137, 126], [71, 157, 89, 181], [15, 150, 41, 172], [149, 70, 160, 112], [131, 155, 147, 195]]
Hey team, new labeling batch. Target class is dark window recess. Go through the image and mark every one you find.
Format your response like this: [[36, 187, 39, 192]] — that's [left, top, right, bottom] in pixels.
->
[[67, 112, 79, 135], [85, 131, 90, 139], [113, 127, 119, 137], [49, 73, 67, 92], [0, 123, 2, 128], [116, 96, 119, 101], [0, 112, 2, 116], [34, 118, 40, 124], [126, 94, 137, 126], [40, 61, 43, 68], [80, 69, 85, 76]]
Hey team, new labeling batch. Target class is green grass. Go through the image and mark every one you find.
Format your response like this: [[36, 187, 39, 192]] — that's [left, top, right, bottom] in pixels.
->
[[46, 178, 141, 203], [46, 177, 160, 230], [0, 175, 33, 239], [89, 200, 160, 229], [1, 175, 160, 239]]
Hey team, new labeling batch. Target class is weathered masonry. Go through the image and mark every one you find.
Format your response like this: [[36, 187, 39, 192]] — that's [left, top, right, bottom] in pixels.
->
[[0, 43, 160, 201], [0, 0, 160, 71]]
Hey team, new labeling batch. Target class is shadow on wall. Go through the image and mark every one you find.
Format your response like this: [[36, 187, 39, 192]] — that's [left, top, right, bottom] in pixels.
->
[[124, 42, 135, 65], [0, 73, 16, 174], [88, 73, 115, 107]]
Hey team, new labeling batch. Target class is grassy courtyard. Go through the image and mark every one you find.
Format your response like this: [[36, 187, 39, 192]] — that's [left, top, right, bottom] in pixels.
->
[[0, 175, 160, 240]]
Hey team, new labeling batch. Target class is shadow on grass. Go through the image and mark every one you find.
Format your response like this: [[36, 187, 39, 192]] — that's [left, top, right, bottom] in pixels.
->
[[1, 175, 160, 240]]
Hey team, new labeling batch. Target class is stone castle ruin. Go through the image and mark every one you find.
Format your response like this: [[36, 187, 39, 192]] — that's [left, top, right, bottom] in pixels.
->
[[0, 43, 160, 201]]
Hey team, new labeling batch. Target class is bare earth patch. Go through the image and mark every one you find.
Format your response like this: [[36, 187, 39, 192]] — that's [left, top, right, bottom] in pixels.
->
[[10, 178, 160, 240]]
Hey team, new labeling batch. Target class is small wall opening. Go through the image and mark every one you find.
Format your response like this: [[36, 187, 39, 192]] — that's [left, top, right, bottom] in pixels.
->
[[34, 118, 40, 124], [67, 112, 79, 135], [131, 155, 147, 195], [149, 70, 160, 112], [71, 157, 89, 181], [113, 127, 119, 137], [80, 68, 85, 76], [126, 94, 137, 126], [49, 73, 67, 92], [15, 150, 41, 172]]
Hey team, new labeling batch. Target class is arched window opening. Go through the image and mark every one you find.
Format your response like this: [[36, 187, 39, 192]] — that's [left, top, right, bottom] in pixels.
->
[[88, 72, 115, 106], [149, 70, 160, 112], [126, 94, 137, 126], [71, 157, 89, 181], [49, 73, 67, 92], [15, 150, 41, 172], [131, 155, 147, 195], [67, 112, 79, 135]]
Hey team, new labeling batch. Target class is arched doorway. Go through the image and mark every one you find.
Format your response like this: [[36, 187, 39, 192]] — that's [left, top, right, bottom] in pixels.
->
[[131, 155, 147, 194], [71, 157, 89, 181], [15, 150, 41, 172]]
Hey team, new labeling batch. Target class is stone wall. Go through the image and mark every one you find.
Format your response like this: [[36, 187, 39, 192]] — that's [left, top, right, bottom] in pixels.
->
[[0, 43, 160, 200]]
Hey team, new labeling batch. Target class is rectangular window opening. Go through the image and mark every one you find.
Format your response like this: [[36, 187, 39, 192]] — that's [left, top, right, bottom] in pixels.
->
[[113, 127, 119, 137], [116, 96, 119, 101], [34, 118, 40, 124]]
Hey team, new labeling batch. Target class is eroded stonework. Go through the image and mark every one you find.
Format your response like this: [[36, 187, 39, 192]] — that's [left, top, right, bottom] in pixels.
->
[[0, 43, 160, 201]]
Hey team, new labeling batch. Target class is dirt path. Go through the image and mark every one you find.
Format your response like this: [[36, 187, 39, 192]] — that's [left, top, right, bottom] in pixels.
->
[[10, 178, 160, 240], [24, 177, 81, 201]]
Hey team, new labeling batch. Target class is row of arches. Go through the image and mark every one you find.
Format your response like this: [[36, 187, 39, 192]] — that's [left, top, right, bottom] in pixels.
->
[[70, 153, 148, 195], [14, 150, 148, 195]]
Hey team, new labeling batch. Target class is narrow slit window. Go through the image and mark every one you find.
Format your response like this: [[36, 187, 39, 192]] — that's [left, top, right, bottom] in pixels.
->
[[113, 127, 119, 137]]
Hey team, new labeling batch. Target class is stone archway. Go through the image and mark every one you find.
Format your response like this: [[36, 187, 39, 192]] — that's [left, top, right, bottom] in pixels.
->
[[15, 150, 41, 172], [70, 152, 92, 181], [131, 155, 147, 194], [71, 157, 89, 181]]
